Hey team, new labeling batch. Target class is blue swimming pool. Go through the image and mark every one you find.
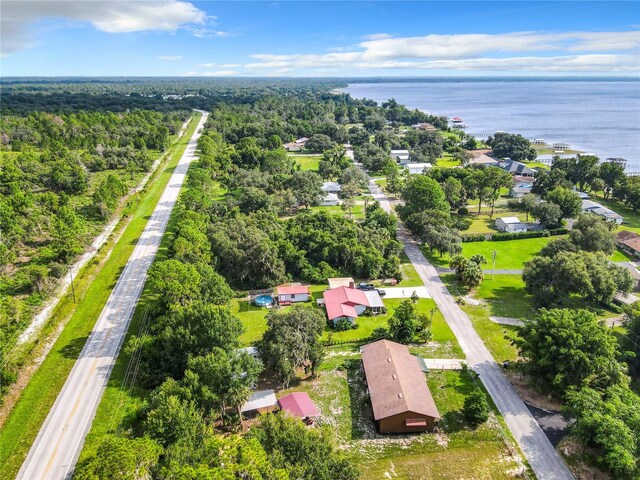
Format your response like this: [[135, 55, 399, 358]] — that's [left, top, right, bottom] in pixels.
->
[[254, 295, 275, 307]]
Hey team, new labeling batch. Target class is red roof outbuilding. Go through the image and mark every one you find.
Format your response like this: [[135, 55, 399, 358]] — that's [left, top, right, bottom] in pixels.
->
[[276, 285, 310, 296], [278, 392, 319, 418]]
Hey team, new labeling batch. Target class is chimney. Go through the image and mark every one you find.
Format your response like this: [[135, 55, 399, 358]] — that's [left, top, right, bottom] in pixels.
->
[[349, 280, 355, 289]]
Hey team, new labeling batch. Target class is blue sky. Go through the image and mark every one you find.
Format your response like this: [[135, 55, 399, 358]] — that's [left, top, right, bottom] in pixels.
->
[[1, 1, 639, 77]]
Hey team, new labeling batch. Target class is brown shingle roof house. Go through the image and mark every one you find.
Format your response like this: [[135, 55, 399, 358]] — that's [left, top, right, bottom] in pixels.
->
[[360, 339, 440, 433]]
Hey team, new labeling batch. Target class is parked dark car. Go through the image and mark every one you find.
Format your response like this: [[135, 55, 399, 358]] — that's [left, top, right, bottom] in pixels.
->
[[377, 289, 387, 297], [356, 283, 375, 291]]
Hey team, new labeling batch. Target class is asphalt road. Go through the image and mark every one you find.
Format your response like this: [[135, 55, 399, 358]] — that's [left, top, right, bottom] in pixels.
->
[[366, 176, 574, 480], [17, 111, 209, 480]]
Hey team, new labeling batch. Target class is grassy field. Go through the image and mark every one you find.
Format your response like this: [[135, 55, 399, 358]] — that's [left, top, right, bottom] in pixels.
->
[[464, 213, 524, 234], [291, 155, 321, 171], [0, 113, 202, 477], [283, 361, 522, 479], [424, 236, 556, 269], [309, 204, 365, 219]]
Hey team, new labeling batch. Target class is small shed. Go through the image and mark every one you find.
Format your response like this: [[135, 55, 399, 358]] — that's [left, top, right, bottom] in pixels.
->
[[495, 217, 527, 233], [276, 285, 310, 304], [278, 392, 319, 420], [241, 390, 278, 418], [328, 277, 355, 289], [390, 149, 411, 164], [405, 163, 432, 175]]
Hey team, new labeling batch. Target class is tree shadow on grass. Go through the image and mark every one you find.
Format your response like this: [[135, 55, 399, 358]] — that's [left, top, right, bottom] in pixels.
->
[[484, 285, 535, 319], [345, 359, 378, 440], [59, 336, 89, 359]]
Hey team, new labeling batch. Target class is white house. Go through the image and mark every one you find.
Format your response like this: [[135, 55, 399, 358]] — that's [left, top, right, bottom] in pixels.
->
[[495, 216, 527, 233], [581, 200, 624, 224], [276, 285, 311, 304], [321, 181, 341, 194], [405, 163, 432, 175], [321, 193, 340, 206], [390, 149, 411, 164]]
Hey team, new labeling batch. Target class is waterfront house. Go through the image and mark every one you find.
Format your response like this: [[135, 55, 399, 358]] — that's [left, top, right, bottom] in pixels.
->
[[510, 183, 533, 198], [412, 122, 437, 132], [495, 216, 528, 233], [360, 340, 440, 433], [617, 231, 640, 259], [581, 200, 624, 224], [469, 150, 499, 167], [498, 159, 536, 177]]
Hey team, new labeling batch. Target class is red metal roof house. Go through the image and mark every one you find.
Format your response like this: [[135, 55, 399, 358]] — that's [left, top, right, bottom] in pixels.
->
[[323, 286, 371, 326], [276, 285, 310, 305]]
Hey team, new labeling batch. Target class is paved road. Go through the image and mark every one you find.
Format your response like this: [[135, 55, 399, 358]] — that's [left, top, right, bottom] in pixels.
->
[[367, 177, 574, 480], [17, 111, 209, 480]]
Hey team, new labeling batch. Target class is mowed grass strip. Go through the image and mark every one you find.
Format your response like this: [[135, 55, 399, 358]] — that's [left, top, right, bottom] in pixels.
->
[[0, 112, 201, 478]]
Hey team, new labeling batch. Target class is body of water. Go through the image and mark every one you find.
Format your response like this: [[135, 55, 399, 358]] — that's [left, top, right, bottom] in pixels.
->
[[343, 79, 640, 171]]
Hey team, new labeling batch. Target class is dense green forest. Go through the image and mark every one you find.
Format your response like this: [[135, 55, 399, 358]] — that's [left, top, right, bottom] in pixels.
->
[[0, 100, 190, 397]]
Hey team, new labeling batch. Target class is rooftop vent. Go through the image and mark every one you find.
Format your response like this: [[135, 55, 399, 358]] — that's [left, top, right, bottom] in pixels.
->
[[398, 393, 404, 399]]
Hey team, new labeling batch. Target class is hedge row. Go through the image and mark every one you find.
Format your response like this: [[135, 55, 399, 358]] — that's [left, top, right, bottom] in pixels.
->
[[492, 228, 567, 241], [461, 228, 568, 242]]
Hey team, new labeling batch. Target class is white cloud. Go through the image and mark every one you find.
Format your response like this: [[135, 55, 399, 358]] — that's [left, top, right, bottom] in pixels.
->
[[1, 0, 207, 56], [362, 33, 394, 41], [159, 55, 183, 61], [245, 30, 640, 74], [189, 27, 235, 38]]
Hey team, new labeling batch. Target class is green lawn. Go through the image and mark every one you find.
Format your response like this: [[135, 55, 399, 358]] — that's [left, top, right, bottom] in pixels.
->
[[309, 204, 365, 219], [283, 362, 522, 479], [610, 248, 634, 262], [233, 298, 270, 346], [397, 252, 424, 287], [0, 112, 203, 478], [291, 155, 321, 171], [424, 236, 557, 269]]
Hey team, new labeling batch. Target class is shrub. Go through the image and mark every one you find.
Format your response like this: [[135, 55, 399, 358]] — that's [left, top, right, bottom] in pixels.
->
[[334, 318, 353, 331], [369, 328, 389, 341], [462, 234, 486, 243], [463, 388, 490, 426], [457, 206, 469, 215]]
